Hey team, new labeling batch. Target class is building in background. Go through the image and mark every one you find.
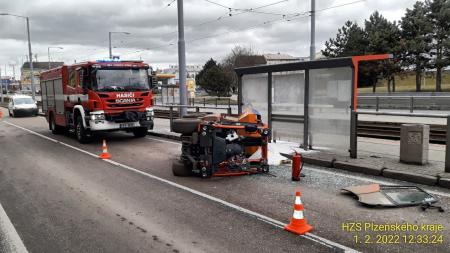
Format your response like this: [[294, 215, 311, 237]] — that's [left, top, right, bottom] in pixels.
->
[[1, 76, 12, 94], [163, 64, 202, 80], [21, 62, 64, 92], [263, 53, 301, 65]]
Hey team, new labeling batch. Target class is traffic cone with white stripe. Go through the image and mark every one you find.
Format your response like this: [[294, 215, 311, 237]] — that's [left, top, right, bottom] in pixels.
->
[[99, 139, 111, 159], [284, 190, 313, 235]]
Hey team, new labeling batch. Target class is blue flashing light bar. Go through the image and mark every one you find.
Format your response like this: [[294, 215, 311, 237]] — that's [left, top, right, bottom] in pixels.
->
[[96, 57, 121, 62]]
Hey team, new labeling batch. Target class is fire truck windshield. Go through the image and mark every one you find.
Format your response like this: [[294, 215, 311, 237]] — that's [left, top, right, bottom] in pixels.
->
[[93, 69, 150, 92]]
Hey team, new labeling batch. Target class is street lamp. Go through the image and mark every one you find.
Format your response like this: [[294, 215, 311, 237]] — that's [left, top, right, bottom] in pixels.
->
[[0, 13, 35, 100], [48, 46, 63, 69], [108, 31, 130, 59]]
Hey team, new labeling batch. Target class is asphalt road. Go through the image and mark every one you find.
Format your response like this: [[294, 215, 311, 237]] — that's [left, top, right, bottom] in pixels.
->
[[0, 108, 449, 253]]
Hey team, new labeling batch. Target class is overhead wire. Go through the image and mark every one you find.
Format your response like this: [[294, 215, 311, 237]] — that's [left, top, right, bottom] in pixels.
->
[[82, 0, 367, 60]]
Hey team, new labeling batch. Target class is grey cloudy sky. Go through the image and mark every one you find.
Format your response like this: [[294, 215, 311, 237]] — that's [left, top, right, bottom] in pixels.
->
[[0, 0, 417, 77]]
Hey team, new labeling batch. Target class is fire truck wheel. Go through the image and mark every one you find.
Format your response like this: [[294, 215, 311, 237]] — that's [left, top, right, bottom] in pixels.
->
[[75, 116, 91, 143], [172, 160, 192, 177], [132, 127, 148, 138], [172, 118, 201, 134], [50, 115, 64, 134]]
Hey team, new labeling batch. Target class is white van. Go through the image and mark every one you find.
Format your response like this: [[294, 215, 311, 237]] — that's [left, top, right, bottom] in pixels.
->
[[8, 95, 38, 117]]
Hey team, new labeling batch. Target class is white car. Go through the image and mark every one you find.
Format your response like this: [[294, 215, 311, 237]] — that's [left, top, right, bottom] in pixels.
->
[[8, 95, 38, 117]]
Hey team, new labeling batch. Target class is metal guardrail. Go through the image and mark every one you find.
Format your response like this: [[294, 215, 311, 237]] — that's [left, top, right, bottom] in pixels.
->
[[357, 111, 449, 118], [156, 104, 233, 132], [359, 95, 450, 113], [352, 110, 450, 173]]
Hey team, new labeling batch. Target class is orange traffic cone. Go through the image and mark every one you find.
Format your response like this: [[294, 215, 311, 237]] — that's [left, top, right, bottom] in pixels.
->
[[99, 140, 111, 159], [0, 110, 3, 119], [284, 190, 313, 235]]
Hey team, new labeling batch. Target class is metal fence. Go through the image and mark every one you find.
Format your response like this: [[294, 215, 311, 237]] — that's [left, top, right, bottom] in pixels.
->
[[359, 95, 450, 112]]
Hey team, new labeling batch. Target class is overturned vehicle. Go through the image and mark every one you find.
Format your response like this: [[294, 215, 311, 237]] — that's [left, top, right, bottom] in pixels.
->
[[171, 110, 270, 178]]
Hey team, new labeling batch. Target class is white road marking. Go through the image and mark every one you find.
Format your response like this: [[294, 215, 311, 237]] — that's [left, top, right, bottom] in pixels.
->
[[0, 202, 29, 253], [4, 121, 359, 253]]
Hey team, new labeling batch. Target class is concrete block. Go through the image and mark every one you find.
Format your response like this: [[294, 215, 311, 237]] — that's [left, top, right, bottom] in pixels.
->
[[438, 177, 450, 189], [382, 169, 437, 186], [400, 124, 429, 165], [334, 161, 383, 176]]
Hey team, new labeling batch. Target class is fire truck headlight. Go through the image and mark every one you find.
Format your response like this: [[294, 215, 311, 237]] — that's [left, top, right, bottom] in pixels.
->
[[91, 113, 105, 121]]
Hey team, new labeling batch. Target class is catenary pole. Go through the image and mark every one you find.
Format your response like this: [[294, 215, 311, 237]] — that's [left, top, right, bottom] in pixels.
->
[[177, 0, 188, 117], [310, 0, 316, 61]]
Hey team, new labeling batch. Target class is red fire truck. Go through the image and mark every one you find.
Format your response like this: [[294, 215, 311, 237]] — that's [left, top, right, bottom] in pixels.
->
[[40, 60, 154, 143]]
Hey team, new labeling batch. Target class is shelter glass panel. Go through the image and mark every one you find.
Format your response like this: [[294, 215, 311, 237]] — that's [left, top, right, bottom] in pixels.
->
[[242, 74, 268, 123], [271, 71, 304, 142], [272, 71, 304, 115], [309, 67, 352, 152]]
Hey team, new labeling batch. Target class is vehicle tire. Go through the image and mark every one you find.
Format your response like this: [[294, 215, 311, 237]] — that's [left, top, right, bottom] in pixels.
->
[[49, 115, 64, 134], [172, 118, 201, 134], [172, 160, 192, 177], [75, 116, 91, 143], [132, 127, 148, 138]]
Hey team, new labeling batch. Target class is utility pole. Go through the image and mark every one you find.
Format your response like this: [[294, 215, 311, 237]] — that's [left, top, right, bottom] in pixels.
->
[[0, 65, 3, 103], [177, 0, 187, 117], [25, 17, 36, 100], [310, 0, 316, 61], [8, 65, 13, 94], [109, 32, 112, 59], [108, 31, 130, 59], [10, 64, 15, 80]]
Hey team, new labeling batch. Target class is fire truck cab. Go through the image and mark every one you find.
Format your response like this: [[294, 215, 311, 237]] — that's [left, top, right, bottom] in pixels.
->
[[40, 60, 154, 143]]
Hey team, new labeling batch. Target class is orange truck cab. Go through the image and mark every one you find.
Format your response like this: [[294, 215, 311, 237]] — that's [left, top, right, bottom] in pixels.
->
[[40, 60, 154, 143]]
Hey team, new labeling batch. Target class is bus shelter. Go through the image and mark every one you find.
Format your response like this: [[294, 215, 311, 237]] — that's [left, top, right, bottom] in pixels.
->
[[235, 54, 391, 158]]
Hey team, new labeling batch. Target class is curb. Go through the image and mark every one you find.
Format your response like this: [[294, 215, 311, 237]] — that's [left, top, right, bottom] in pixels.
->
[[437, 177, 450, 188], [302, 156, 335, 168], [333, 161, 383, 176], [382, 169, 438, 186], [300, 155, 447, 189]]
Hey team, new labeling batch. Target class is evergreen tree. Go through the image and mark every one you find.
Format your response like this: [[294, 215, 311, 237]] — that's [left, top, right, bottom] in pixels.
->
[[196, 58, 232, 96], [322, 21, 367, 57], [426, 0, 450, 91], [400, 1, 433, 91], [364, 11, 402, 92]]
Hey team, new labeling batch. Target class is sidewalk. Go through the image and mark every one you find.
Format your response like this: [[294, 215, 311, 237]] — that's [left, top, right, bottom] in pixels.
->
[[148, 118, 450, 189]]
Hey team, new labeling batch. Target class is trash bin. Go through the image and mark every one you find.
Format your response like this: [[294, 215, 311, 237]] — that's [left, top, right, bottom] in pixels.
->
[[400, 124, 429, 165]]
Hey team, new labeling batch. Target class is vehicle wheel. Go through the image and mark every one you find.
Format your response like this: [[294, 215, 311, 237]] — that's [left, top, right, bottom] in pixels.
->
[[132, 127, 148, 138], [172, 118, 201, 134], [172, 160, 192, 177], [75, 116, 91, 143], [50, 115, 66, 134]]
